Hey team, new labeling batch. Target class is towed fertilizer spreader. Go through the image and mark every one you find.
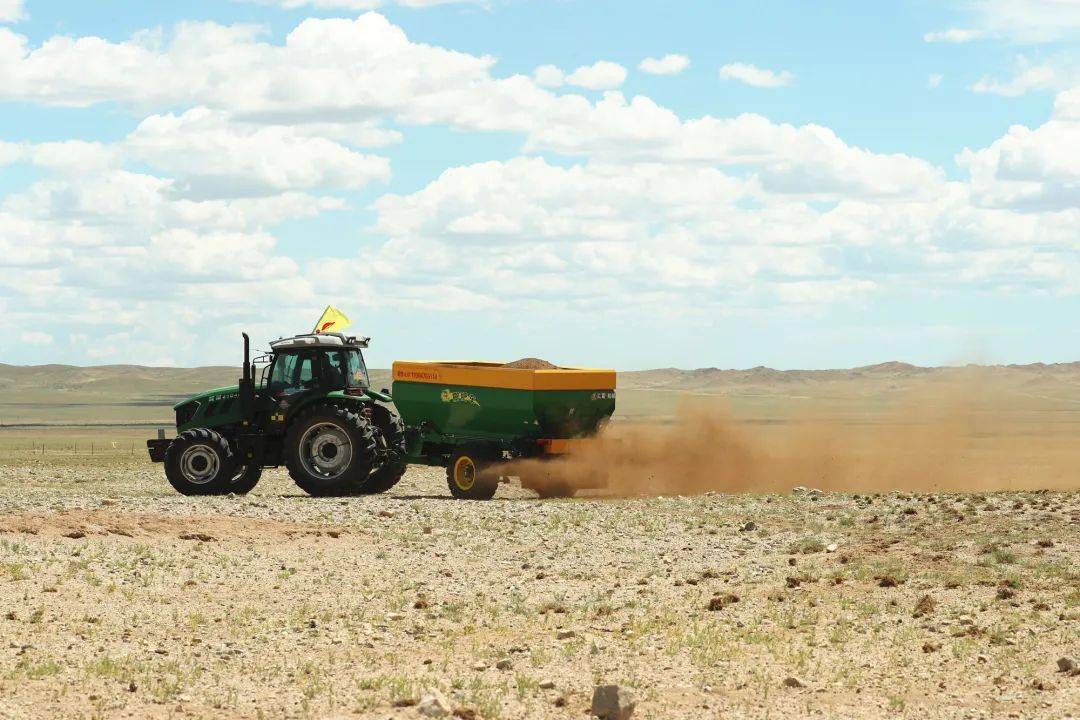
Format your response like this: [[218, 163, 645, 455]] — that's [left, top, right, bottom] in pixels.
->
[[147, 332, 615, 499]]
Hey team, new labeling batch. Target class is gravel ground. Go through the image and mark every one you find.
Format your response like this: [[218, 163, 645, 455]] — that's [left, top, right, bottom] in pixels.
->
[[0, 457, 1076, 720]]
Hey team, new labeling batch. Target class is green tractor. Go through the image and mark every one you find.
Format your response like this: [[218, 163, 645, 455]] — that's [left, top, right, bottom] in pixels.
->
[[147, 332, 405, 497]]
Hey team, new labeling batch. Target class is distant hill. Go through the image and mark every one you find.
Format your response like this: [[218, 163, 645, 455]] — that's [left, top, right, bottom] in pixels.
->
[[0, 364, 390, 426], [1, 360, 1077, 426]]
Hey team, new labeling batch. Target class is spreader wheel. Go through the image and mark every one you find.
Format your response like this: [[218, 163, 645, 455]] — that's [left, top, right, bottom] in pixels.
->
[[446, 449, 498, 500]]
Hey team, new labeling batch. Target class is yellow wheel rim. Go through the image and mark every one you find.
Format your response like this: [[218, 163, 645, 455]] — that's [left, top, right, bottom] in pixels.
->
[[453, 456, 477, 491]]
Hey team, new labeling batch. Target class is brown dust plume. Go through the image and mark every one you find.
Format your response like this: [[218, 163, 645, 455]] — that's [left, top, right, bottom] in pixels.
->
[[499, 372, 1080, 496]]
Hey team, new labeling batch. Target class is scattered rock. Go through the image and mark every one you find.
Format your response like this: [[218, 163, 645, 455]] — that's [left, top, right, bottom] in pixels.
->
[[707, 593, 739, 611], [471, 661, 487, 671], [178, 532, 214, 542], [1057, 657, 1076, 674], [782, 676, 806, 689], [1032, 679, 1057, 692], [591, 684, 636, 720], [556, 630, 577, 640], [825, 543, 839, 553], [416, 690, 452, 717], [739, 520, 756, 532], [913, 594, 936, 618], [1036, 539, 1054, 548], [878, 575, 902, 588], [63, 529, 86, 539], [539, 680, 556, 690], [453, 709, 477, 720], [495, 658, 512, 671], [922, 641, 942, 653]]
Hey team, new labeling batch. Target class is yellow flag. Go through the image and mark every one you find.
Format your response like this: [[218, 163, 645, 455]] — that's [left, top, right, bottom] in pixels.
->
[[313, 306, 352, 334]]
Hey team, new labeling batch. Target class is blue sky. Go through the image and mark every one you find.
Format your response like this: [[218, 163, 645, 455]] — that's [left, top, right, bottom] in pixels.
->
[[1, 0, 1078, 369]]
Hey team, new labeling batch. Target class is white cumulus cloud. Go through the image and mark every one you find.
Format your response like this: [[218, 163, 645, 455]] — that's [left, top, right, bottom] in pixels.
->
[[566, 61, 628, 90], [719, 62, 794, 88], [125, 108, 391, 198], [924, 28, 986, 43], [638, 54, 690, 76], [532, 64, 564, 88], [0, 0, 24, 23]]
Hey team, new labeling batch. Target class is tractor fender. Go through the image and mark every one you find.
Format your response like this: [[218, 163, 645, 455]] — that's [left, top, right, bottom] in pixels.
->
[[284, 393, 367, 425]]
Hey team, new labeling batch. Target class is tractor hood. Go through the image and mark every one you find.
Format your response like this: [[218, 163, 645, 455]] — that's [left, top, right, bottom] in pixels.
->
[[173, 385, 239, 411]]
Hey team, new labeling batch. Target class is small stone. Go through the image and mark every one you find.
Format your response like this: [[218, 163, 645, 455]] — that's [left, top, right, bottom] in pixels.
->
[[471, 661, 487, 671], [556, 630, 577, 640], [825, 543, 839, 553], [416, 690, 452, 717], [591, 684, 636, 720], [878, 575, 901, 588], [1056, 657, 1075, 673], [739, 520, 756, 532], [707, 593, 739, 611], [539, 680, 556, 690], [387, 612, 404, 621], [792, 486, 808, 494], [495, 658, 512, 671], [922, 641, 942, 653], [782, 676, 806, 689], [913, 594, 936, 618]]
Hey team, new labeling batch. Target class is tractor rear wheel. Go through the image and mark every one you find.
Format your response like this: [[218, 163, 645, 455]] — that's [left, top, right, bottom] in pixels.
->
[[360, 405, 407, 495], [164, 429, 236, 496], [446, 449, 499, 500], [285, 405, 377, 496]]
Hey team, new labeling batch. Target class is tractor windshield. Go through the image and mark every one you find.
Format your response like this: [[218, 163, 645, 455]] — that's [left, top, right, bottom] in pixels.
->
[[344, 349, 369, 388], [321, 348, 369, 389]]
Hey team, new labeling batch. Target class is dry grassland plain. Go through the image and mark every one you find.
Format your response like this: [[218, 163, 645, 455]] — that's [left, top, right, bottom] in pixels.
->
[[0, 362, 1077, 719]]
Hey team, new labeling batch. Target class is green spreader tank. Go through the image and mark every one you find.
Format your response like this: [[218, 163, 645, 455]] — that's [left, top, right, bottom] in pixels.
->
[[391, 361, 616, 499]]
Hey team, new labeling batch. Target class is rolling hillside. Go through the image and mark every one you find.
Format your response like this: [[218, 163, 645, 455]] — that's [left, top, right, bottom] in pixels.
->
[[1, 360, 1079, 426]]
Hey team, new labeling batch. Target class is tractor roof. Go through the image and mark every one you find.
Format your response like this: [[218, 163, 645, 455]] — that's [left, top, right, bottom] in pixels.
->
[[270, 333, 370, 351]]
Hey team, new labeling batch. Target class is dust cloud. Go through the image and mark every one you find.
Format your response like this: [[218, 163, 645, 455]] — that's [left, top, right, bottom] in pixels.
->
[[500, 375, 1080, 496]]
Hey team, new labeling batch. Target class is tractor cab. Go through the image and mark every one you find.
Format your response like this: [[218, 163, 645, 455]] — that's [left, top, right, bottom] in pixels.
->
[[259, 333, 371, 401]]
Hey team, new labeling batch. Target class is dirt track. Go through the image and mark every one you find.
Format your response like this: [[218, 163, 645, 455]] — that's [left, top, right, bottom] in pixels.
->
[[0, 460, 1076, 719]]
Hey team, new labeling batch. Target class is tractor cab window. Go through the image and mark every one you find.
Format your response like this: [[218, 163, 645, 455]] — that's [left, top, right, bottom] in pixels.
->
[[321, 349, 369, 389], [268, 351, 316, 396]]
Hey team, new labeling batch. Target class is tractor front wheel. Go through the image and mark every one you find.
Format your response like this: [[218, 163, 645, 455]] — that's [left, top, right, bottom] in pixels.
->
[[229, 464, 263, 495], [164, 429, 237, 496], [285, 405, 377, 497], [446, 449, 499, 500]]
